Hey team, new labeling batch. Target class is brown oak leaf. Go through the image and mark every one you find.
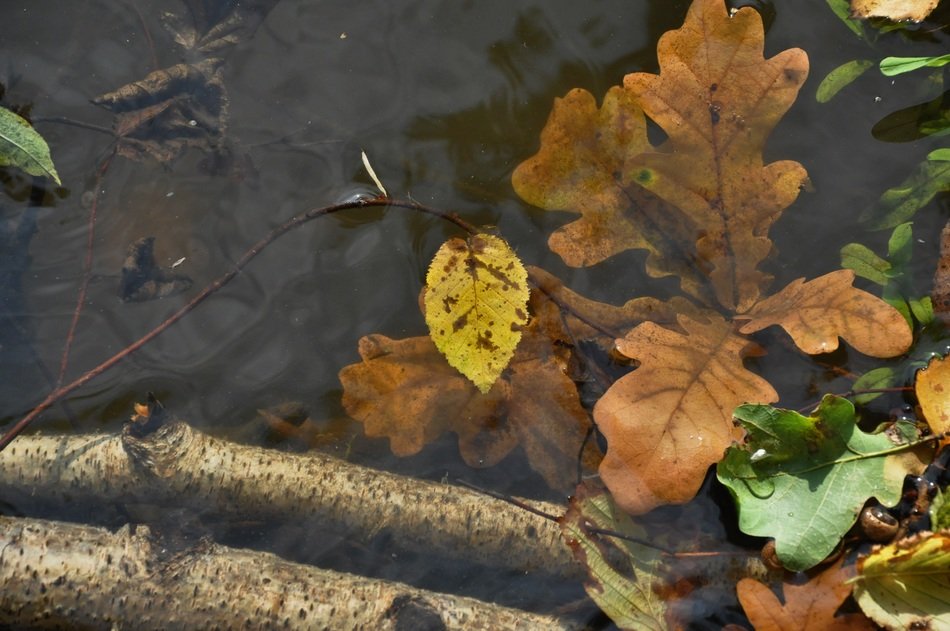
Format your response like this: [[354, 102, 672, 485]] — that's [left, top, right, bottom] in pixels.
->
[[514, 0, 809, 312], [338, 315, 599, 492], [737, 556, 875, 631], [735, 269, 913, 358], [593, 312, 778, 514]]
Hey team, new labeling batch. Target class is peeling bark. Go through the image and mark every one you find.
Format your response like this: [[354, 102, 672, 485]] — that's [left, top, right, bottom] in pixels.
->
[[0, 421, 578, 578], [0, 515, 580, 630]]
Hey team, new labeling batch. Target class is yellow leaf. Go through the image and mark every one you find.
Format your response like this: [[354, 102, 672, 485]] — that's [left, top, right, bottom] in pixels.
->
[[851, 0, 940, 22], [594, 312, 778, 514], [424, 234, 529, 393], [916, 355, 950, 442], [736, 270, 913, 358]]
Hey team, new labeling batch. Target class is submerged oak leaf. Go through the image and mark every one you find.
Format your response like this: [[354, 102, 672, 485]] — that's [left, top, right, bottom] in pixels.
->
[[424, 234, 529, 393], [623, 0, 809, 312], [737, 556, 875, 631], [338, 314, 598, 491], [736, 269, 913, 358], [594, 312, 778, 514]]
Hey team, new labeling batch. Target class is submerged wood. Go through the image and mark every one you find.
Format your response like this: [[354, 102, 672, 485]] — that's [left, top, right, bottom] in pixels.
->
[[0, 515, 579, 631], [0, 420, 578, 577]]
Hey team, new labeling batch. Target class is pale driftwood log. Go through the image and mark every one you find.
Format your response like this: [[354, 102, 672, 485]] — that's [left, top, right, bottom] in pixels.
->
[[0, 515, 580, 630], [0, 420, 578, 577]]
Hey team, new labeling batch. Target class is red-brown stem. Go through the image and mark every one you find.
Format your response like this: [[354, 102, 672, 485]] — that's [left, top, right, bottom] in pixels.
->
[[0, 197, 476, 452], [56, 151, 114, 387]]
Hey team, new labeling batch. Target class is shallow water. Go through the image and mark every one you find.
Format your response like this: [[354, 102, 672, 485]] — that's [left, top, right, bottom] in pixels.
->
[[2, 0, 949, 627]]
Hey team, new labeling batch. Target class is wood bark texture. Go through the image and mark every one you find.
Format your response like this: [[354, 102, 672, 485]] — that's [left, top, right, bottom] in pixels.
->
[[0, 515, 579, 630], [0, 420, 577, 577]]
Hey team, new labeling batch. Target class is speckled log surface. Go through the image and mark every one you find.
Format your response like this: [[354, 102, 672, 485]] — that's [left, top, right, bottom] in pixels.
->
[[0, 420, 578, 578], [0, 515, 580, 630]]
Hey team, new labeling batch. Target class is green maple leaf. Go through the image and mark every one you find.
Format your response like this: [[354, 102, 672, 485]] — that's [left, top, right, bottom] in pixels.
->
[[717, 395, 928, 571]]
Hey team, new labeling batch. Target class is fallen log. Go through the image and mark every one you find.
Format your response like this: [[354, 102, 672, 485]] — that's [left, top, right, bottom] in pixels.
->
[[0, 515, 580, 630], [0, 418, 578, 578]]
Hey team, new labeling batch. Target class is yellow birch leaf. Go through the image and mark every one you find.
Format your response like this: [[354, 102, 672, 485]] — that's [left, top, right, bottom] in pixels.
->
[[424, 233, 529, 393], [916, 355, 950, 442], [736, 269, 912, 358]]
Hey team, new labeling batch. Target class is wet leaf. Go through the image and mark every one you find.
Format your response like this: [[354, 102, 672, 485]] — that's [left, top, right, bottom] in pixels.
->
[[558, 483, 668, 631], [0, 106, 60, 185], [717, 395, 928, 571], [737, 556, 875, 631], [860, 152, 950, 229], [871, 90, 950, 143], [338, 312, 598, 492], [514, 0, 810, 312], [881, 54, 950, 76], [853, 531, 950, 630], [816, 59, 874, 103], [736, 270, 913, 358], [851, 0, 941, 22], [163, 0, 281, 55], [826, 0, 871, 39], [594, 312, 778, 514], [93, 58, 230, 167], [424, 234, 529, 393], [916, 354, 950, 441], [118, 237, 192, 302], [852, 366, 898, 404]]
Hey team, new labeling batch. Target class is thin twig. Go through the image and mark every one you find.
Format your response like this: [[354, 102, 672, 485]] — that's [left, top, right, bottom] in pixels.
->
[[0, 197, 476, 451], [56, 151, 115, 387]]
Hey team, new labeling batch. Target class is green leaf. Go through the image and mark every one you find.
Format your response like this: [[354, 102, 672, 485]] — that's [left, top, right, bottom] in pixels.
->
[[825, 0, 868, 39], [0, 106, 61, 185], [558, 484, 667, 631], [881, 54, 950, 77], [886, 222, 913, 268], [853, 531, 950, 630], [840, 243, 890, 285], [909, 296, 934, 325], [852, 366, 897, 404], [861, 155, 950, 229], [717, 395, 927, 571], [817, 60, 874, 103], [932, 491, 950, 530], [929, 148, 950, 161], [424, 233, 530, 393]]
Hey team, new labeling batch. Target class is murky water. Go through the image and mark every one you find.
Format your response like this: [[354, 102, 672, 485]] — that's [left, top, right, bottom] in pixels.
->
[[2, 0, 949, 627]]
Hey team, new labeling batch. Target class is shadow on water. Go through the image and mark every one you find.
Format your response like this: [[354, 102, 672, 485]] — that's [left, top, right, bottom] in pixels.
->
[[1, 0, 949, 627]]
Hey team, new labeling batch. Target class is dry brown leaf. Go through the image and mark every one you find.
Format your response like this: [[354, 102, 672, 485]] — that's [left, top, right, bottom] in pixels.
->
[[851, 0, 940, 22], [737, 556, 875, 631], [736, 270, 912, 358], [933, 220, 950, 327], [513, 0, 809, 312], [593, 312, 778, 514], [916, 354, 950, 443], [338, 315, 599, 492]]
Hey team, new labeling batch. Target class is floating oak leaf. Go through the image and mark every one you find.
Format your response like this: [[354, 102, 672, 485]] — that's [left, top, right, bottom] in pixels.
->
[[853, 531, 950, 630], [338, 315, 598, 491], [850, 0, 941, 22], [623, 0, 809, 311], [93, 58, 229, 166], [916, 354, 950, 442], [717, 396, 928, 571], [737, 556, 875, 631], [735, 269, 912, 358], [593, 312, 778, 514], [424, 234, 529, 393], [512, 88, 709, 305]]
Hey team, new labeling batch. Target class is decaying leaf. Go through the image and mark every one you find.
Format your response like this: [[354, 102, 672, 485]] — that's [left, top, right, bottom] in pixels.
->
[[594, 313, 778, 514], [424, 234, 529, 393], [736, 270, 913, 358], [558, 483, 668, 631], [853, 531, 950, 630], [860, 153, 950, 230], [515, 0, 809, 312], [162, 0, 281, 55], [736, 556, 875, 631], [338, 311, 598, 492], [917, 354, 950, 441], [850, 0, 941, 22], [935, 220, 950, 326], [717, 396, 929, 571], [118, 237, 192, 302], [93, 58, 230, 166], [0, 105, 60, 185]]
